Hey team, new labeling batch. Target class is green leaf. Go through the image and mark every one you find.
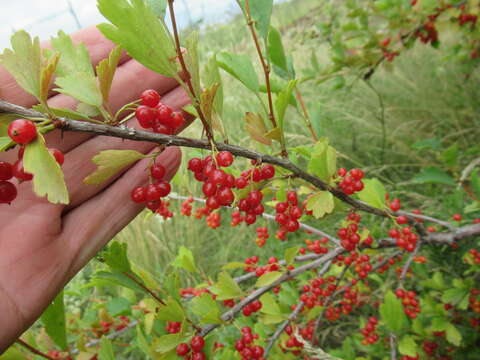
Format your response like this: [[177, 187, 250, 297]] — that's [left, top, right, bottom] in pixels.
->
[[379, 290, 408, 333], [55, 75, 103, 108], [445, 323, 462, 346], [97, 46, 123, 104], [284, 246, 300, 265], [217, 52, 259, 93], [32, 104, 93, 122], [440, 144, 459, 168], [258, 292, 287, 323], [107, 297, 131, 317], [275, 80, 297, 130], [222, 262, 247, 270], [204, 54, 224, 117], [88, 270, 146, 293], [245, 112, 271, 146], [420, 272, 446, 290], [307, 138, 337, 183], [40, 53, 60, 103], [99, 337, 115, 360], [156, 297, 185, 322], [357, 178, 386, 210], [154, 334, 183, 353], [411, 138, 441, 151], [412, 167, 455, 186], [103, 241, 131, 272], [441, 288, 470, 310], [172, 246, 198, 273], [51, 31, 103, 107], [190, 293, 222, 324], [0, 137, 14, 152], [398, 335, 418, 357], [0, 31, 42, 100], [470, 169, 480, 198], [84, 150, 146, 185], [145, 0, 167, 17], [23, 134, 69, 204], [268, 26, 289, 79], [41, 292, 67, 350], [97, 0, 176, 77], [305, 191, 335, 219], [238, 0, 273, 40], [211, 272, 245, 300], [255, 271, 283, 287], [185, 31, 201, 99], [200, 84, 220, 125]]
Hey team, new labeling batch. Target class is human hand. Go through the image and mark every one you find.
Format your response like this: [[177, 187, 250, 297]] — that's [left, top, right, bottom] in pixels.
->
[[0, 26, 188, 351]]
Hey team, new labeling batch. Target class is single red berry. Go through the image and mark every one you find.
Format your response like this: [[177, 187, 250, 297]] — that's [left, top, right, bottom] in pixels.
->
[[131, 187, 147, 203], [337, 168, 347, 177], [396, 215, 408, 225], [286, 191, 298, 205], [206, 196, 220, 210], [150, 163, 166, 180], [0, 181, 17, 204], [452, 214, 462, 221], [276, 202, 288, 213], [49, 148, 64, 166], [141, 89, 161, 107], [156, 104, 174, 124], [217, 187, 234, 206], [0, 162, 13, 181], [135, 106, 157, 128], [169, 112, 184, 129], [247, 190, 263, 207], [202, 182, 217, 197], [12, 160, 33, 181], [261, 164, 275, 179], [188, 158, 203, 173], [156, 181, 171, 197], [192, 352, 206, 360], [8, 119, 37, 144], [190, 336, 205, 352], [176, 343, 189, 356], [235, 177, 248, 189], [216, 151, 234, 167], [146, 184, 161, 201]]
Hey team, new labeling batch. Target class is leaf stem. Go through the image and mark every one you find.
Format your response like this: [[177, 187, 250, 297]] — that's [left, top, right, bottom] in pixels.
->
[[15, 339, 55, 360], [294, 87, 318, 141]]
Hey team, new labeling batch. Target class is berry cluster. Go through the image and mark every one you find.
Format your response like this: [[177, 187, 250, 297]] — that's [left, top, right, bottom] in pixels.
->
[[458, 13, 477, 26], [467, 249, 480, 265], [469, 289, 480, 313], [422, 340, 439, 357], [337, 212, 366, 251], [244, 256, 284, 277], [255, 226, 269, 247], [135, 89, 185, 134], [166, 321, 182, 334], [181, 197, 194, 216], [176, 335, 206, 360], [360, 316, 379, 345], [274, 191, 303, 235], [395, 289, 421, 319], [337, 168, 364, 195], [130, 162, 172, 216], [234, 327, 264, 360], [206, 212, 221, 229], [242, 299, 262, 317], [305, 237, 330, 254], [388, 226, 418, 252]]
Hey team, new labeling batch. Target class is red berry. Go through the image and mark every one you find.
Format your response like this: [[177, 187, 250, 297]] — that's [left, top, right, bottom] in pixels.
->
[[0, 181, 17, 204], [202, 181, 217, 197], [49, 148, 64, 166], [176, 343, 189, 356], [8, 119, 37, 144], [338, 168, 347, 177], [216, 151, 234, 167], [0, 162, 13, 181], [156, 181, 171, 197], [188, 158, 203, 173], [156, 104, 174, 124], [131, 186, 146, 203], [12, 160, 33, 181], [206, 196, 220, 210], [452, 214, 462, 222], [135, 106, 157, 128], [396, 215, 408, 225], [261, 164, 275, 179], [170, 112, 184, 129], [190, 336, 205, 352], [217, 187, 234, 206], [235, 177, 248, 189], [287, 191, 298, 205], [150, 163, 166, 180], [145, 184, 161, 201], [192, 352, 205, 360], [247, 190, 263, 207], [141, 89, 161, 107]]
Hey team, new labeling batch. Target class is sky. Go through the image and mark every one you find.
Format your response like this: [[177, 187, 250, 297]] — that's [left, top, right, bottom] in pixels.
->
[[0, 0, 243, 50]]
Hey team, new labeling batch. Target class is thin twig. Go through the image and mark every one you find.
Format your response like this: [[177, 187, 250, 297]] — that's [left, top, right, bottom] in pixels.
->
[[166, 0, 214, 142], [294, 87, 318, 141], [123, 272, 165, 305], [390, 334, 397, 360], [242, 0, 288, 158], [15, 339, 55, 360]]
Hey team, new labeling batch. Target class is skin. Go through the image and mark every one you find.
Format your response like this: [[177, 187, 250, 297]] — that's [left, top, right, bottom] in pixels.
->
[[0, 26, 188, 352]]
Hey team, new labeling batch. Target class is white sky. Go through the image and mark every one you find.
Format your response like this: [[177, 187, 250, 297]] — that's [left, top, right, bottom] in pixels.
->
[[0, 0, 242, 50]]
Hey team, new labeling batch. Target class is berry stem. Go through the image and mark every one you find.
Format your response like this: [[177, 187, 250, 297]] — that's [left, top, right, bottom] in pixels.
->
[[15, 339, 56, 360], [166, 0, 214, 142]]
